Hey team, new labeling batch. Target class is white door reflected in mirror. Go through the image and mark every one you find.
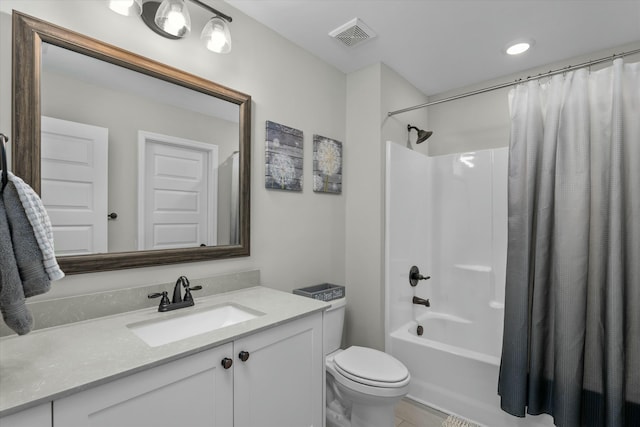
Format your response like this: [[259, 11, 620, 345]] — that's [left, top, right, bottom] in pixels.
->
[[138, 131, 218, 250], [41, 116, 109, 256]]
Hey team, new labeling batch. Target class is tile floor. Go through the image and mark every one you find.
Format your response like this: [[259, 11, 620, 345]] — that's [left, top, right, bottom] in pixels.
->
[[394, 398, 448, 427]]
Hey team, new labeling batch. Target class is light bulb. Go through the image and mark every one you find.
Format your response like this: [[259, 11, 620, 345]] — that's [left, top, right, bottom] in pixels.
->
[[505, 39, 535, 56], [506, 42, 530, 55], [164, 10, 188, 36], [201, 17, 232, 53], [155, 0, 191, 38]]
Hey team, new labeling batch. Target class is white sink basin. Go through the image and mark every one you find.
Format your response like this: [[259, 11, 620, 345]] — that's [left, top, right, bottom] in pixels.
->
[[128, 303, 263, 347]]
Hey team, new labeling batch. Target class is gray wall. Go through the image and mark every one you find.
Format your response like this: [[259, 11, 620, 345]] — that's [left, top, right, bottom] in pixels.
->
[[344, 63, 428, 350]]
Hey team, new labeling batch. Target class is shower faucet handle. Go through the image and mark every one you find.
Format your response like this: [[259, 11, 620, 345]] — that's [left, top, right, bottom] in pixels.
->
[[409, 266, 431, 287]]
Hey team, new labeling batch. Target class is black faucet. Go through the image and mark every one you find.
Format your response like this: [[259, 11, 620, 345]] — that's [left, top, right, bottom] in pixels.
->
[[412, 296, 430, 307], [148, 276, 203, 312], [172, 278, 184, 303]]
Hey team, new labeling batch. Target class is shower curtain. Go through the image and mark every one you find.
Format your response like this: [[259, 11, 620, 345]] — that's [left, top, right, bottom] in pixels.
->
[[498, 58, 640, 427]]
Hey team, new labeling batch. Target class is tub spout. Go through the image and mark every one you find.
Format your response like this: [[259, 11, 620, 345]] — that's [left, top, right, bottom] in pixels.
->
[[412, 296, 430, 307]]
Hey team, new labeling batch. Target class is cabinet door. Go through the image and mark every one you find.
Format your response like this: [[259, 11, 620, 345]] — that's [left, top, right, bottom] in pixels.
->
[[0, 403, 51, 427], [234, 312, 323, 427], [53, 344, 233, 427]]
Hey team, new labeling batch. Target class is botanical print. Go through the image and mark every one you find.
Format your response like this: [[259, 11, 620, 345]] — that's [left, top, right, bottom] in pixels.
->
[[265, 120, 303, 191], [313, 135, 342, 194]]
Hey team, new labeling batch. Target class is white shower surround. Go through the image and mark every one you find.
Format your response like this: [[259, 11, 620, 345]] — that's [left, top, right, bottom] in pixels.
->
[[384, 142, 553, 427]]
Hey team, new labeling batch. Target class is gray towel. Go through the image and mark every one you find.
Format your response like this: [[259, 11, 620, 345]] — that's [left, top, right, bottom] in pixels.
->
[[0, 195, 34, 335], [3, 182, 51, 298], [7, 172, 64, 281]]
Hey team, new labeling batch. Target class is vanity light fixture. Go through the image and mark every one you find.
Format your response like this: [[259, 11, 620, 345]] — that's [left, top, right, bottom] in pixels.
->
[[111, 0, 233, 53]]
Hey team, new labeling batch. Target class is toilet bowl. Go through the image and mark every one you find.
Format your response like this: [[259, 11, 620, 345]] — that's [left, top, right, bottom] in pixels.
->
[[324, 298, 410, 427]]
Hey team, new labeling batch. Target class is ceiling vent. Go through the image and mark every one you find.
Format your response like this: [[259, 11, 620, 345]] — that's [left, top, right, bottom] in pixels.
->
[[329, 18, 377, 48]]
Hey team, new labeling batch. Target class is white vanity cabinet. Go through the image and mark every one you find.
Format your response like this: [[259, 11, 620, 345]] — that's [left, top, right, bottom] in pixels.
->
[[48, 311, 323, 427], [234, 311, 323, 427], [53, 343, 234, 427], [0, 403, 51, 427]]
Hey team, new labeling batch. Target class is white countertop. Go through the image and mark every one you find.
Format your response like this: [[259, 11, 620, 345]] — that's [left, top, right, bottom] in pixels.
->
[[0, 286, 328, 417]]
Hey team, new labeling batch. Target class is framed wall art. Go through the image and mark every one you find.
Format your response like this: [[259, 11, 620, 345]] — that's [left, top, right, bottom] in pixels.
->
[[313, 134, 342, 194], [265, 120, 303, 191]]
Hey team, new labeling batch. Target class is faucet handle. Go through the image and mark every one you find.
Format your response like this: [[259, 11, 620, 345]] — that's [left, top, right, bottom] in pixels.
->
[[148, 291, 171, 309], [183, 285, 203, 303]]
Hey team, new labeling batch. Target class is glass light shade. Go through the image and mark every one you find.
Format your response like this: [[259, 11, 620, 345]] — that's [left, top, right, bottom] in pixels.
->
[[109, 0, 142, 16], [201, 17, 232, 54], [155, 0, 191, 38]]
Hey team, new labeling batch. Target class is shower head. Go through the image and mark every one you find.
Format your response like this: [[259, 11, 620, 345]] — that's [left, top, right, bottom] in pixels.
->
[[407, 125, 433, 144]]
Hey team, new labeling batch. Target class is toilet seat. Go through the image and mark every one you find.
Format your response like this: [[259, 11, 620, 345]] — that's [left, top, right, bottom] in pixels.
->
[[333, 346, 410, 388]]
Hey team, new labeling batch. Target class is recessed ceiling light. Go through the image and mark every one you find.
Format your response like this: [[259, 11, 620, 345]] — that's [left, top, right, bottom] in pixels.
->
[[505, 39, 535, 55]]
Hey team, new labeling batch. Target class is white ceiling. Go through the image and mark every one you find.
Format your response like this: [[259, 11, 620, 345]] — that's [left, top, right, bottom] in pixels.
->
[[225, 0, 640, 96]]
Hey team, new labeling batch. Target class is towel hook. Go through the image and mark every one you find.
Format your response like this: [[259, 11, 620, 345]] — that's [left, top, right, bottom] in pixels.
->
[[0, 133, 8, 194]]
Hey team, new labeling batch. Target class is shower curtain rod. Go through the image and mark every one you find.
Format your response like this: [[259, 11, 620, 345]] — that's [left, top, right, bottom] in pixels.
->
[[388, 47, 640, 117]]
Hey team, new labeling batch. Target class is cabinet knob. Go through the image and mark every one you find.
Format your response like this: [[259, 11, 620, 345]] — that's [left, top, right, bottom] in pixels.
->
[[238, 351, 250, 362], [221, 357, 233, 369]]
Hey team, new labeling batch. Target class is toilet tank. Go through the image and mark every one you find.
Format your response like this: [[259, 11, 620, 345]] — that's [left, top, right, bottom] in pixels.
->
[[324, 297, 346, 355]]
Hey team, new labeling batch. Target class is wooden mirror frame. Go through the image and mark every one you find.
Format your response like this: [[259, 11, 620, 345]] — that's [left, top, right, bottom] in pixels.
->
[[11, 12, 251, 274]]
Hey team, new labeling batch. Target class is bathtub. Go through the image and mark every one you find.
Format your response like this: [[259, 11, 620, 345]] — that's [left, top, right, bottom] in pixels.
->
[[389, 318, 498, 423], [398, 311, 500, 365], [389, 316, 553, 427], [384, 143, 553, 427]]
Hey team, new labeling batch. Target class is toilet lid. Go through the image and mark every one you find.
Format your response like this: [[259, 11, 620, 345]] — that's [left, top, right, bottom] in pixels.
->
[[333, 346, 409, 386]]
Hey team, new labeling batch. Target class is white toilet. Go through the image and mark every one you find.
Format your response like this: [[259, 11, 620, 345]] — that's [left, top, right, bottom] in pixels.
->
[[325, 297, 410, 427]]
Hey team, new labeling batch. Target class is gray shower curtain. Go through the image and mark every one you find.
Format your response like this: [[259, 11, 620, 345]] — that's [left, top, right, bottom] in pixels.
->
[[498, 58, 640, 427]]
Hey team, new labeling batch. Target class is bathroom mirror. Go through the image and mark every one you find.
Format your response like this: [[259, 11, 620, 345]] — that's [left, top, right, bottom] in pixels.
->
[[11, 12, 251, 274]]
